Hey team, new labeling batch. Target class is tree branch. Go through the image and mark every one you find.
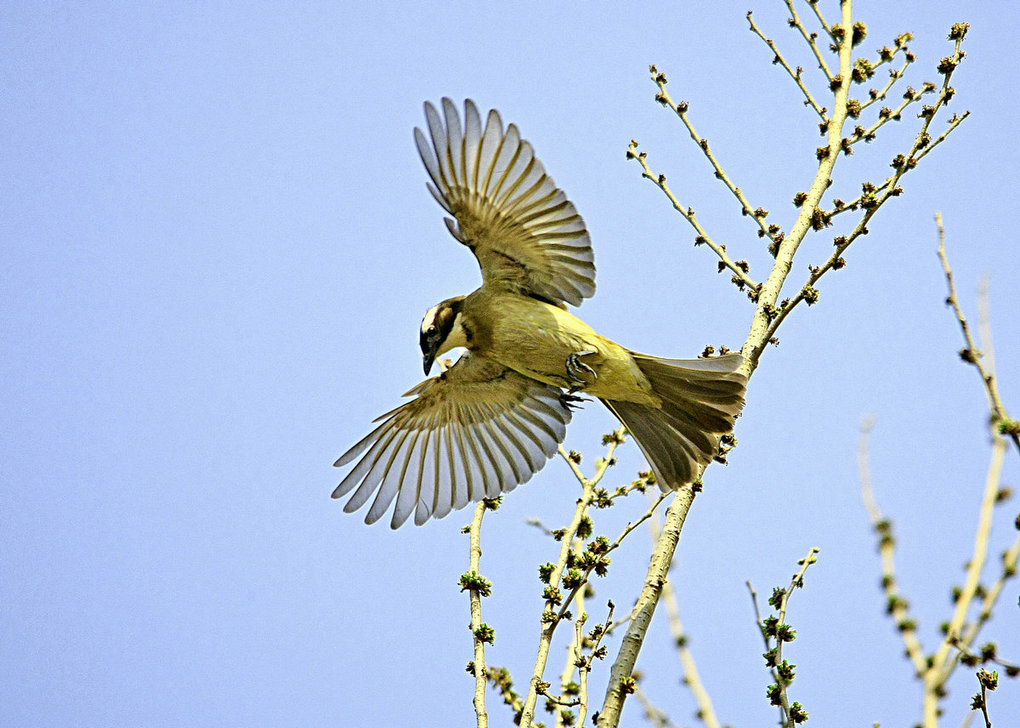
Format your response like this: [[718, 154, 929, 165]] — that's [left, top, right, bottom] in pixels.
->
[[936, 213, 1020, 454]]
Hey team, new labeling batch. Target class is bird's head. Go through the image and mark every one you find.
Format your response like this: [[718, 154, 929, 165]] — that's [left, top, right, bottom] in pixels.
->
[[419, 296, 467, 374]]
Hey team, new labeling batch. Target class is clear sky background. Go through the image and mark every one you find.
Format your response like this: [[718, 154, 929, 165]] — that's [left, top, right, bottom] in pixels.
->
[[3, 2, 1019, 726]]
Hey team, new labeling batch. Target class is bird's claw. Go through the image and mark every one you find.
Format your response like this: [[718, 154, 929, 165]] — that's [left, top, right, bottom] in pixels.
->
[[565, 350, 598, 393]]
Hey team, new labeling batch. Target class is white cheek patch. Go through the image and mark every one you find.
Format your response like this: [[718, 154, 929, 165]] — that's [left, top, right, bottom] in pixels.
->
[[421, 304, 441, 334]]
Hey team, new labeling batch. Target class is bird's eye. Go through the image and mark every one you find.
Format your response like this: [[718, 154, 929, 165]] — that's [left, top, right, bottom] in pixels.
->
[[427, 326, 437, 335]]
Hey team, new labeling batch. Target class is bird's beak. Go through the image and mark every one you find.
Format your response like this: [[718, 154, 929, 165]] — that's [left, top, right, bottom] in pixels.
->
[[422, 336, 440, 375]]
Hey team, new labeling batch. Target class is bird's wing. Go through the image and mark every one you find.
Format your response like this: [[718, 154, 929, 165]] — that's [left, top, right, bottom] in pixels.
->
[[333, 353, 577, 528], [414, 98, 596, 308]]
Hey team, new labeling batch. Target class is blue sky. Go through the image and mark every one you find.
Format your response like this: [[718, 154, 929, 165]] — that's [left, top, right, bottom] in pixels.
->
[[3, 2, 1019, 726]]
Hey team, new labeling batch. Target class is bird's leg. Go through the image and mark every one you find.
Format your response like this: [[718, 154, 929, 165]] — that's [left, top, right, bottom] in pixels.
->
[[565, 350, 598, 393]]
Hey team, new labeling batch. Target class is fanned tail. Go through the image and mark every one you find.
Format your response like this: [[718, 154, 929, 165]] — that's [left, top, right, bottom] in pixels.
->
[[601, 352, 746, 490]]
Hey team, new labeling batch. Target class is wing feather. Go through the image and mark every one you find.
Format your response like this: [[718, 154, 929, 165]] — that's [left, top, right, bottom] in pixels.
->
[[378, 429, 426, 526], [333, 354, 575, 527], [415, 99, 596, 307], [414, 127, 443, 193], [334, 420, 400, 498], [345, 427, 410, 516], [478, 109, 505, 195], [442, 98, 464, 185], [479, 407, 526, 486], [458, 402, 505, 499], [424, 102, 452, 188], [463, 101, 483, 188]]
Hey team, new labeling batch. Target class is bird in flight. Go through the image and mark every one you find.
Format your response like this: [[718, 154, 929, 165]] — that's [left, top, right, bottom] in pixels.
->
[[334, 98, 746, 528]]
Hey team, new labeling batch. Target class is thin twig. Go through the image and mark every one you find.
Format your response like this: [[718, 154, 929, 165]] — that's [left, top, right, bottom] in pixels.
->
[[747, 11, 826, 118], [857, 418, 928, 676], [649, 504, 722, 728], [772, 548, 820, 726], [744, 0, 854, 369], [626, 141, 758, 291], [858, 52, 914, 113], [633, 686, 684, 728], [959, 532, 1020, 653], [830, 111, 969, 220], [467, 501, 490, 728], [554, 548, 586, 728], [783, 0, 834, 80], [848, 81, 935, 146], [931, 428, 1007, 686], [519, 431, 625, 728], [576, 601, 615, 728], [653, 73, 777, 244], [805, 0, 835, 41], [936, 213, 1020, 454], [759, 95, 969, 361]]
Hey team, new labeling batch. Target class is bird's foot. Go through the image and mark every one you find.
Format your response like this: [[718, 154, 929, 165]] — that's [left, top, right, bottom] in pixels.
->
[[559, 392, 589, 411], [565, 350, 598, 393]]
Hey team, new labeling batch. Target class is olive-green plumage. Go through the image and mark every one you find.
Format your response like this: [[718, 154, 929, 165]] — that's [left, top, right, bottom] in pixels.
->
[[334, 98, 746, 528]]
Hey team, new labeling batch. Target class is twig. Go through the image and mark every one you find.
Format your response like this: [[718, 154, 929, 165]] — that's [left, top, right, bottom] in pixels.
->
[[747, 11, 827, 118], [555, 555, 586, 728], [977, 681, 992, 728], [972, 669, 998, 728], [958, 532, 1020, 653], [626, 140, 758, 291], [857, 418, 928, 676], [830, 111, 969, 220], [466, 501, 490, 728], [650, 504, 722, 728], [770, 548, 819, 727], [858, 52, 914, 113], [783, 0, 834, 80], [848, 81, 935, 146], [652, 71, 777, 244], [633, 686, 684, 728], [519, 431, 625, 728], [744, 0, 854, 369], [759, 95, 970, 361], [576, 601, 615, 728], [930, 429, 1007, 687], [804, 0, 835, 41], [936, 213, 1020, 454]]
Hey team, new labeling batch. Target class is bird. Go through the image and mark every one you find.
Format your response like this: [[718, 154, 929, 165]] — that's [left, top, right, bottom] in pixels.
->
[[333, 98, 747, 528]]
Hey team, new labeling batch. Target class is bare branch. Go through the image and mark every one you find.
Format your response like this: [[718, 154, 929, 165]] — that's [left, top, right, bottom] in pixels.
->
[[857, 418, 929, 676], [805, 0, 835, 41], [519, 431, 626, 728], [783, 0, 834, 80], [760, 87, 970, 356], [651, 71, 779, 245], [936, 213, 1020, 454], [650, 505, 722, 728], [743, 0, 855, 369], [747, 11, 827, 118], [598, 483, 697, 726], [626, 144, 759, 293], [858, 51, 914, 113], [465, 501, 491, 727]]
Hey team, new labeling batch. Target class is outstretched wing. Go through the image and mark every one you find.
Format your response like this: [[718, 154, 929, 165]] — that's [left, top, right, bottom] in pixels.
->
[[414, 98, 596, 308], [333, 353, 576, 528]]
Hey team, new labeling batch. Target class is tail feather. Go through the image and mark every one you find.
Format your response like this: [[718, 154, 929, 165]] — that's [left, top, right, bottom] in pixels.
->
[[602, 352, 746, 490]]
